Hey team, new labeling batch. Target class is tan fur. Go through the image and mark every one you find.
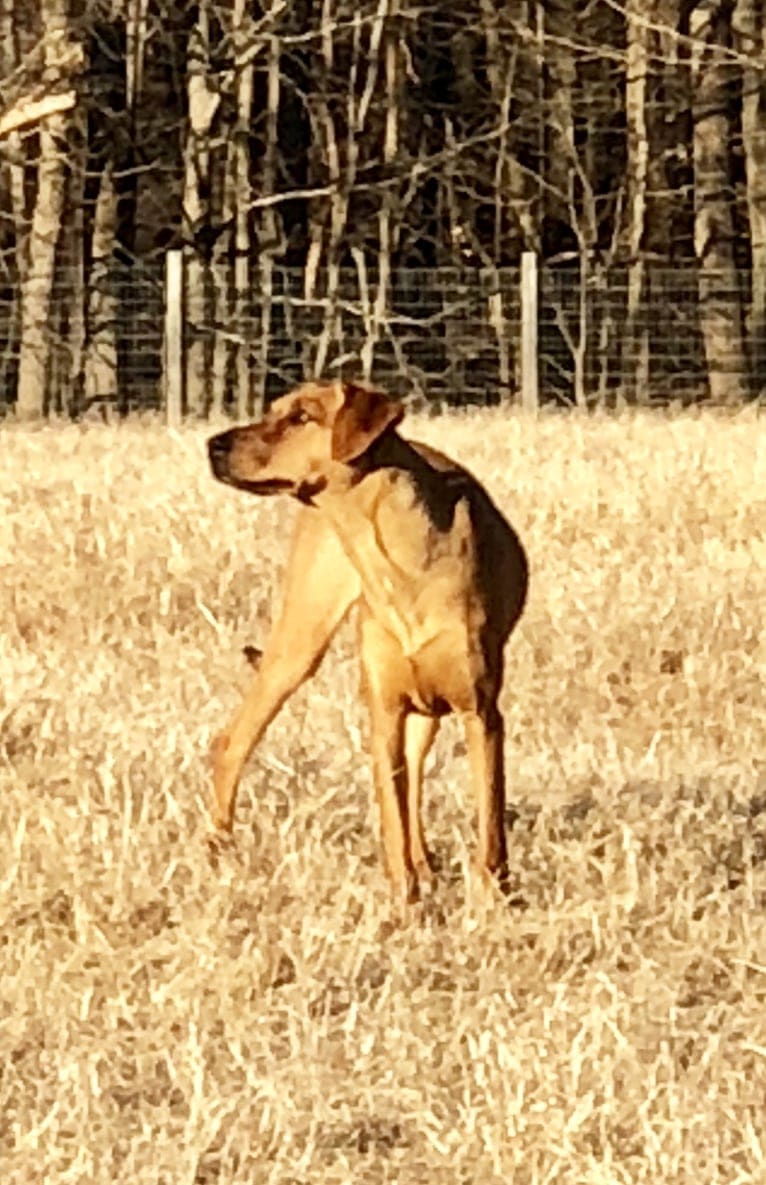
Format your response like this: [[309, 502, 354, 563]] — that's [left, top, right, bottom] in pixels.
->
[[207, 379, 528, 906]]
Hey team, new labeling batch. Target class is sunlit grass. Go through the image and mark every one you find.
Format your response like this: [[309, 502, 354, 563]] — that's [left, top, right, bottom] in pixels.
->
[[1, 405, 765, 1182]]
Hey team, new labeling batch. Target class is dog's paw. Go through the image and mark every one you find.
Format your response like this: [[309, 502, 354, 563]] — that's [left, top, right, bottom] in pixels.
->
[[205, 828, 236, 869], [413, 852, 436, 889]]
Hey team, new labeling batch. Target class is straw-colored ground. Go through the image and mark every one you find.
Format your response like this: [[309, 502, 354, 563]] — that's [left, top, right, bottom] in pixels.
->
[[1, 406, 765, 1184]]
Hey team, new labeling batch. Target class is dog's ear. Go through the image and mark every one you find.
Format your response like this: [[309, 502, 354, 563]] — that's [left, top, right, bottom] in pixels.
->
[[331, 382, 404, 463]]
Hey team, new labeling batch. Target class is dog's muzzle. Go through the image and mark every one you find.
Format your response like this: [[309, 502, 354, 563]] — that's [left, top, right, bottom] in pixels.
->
[[207, 429, 296, 496]]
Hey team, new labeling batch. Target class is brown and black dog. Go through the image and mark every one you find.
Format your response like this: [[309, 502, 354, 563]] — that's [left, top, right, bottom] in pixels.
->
[[207, 379, 527, 905]]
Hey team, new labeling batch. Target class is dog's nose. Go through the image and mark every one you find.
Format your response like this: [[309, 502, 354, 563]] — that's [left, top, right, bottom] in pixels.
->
[[208, 432, 231, 464]]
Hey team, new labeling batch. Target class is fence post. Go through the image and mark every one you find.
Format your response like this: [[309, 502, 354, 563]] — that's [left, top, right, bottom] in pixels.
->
[[164, 249, 184, 426], [520, 251, 539, 412]]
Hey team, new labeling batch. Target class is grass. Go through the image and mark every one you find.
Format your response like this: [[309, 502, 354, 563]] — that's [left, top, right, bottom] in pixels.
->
[[1, 405, 765, 1184]]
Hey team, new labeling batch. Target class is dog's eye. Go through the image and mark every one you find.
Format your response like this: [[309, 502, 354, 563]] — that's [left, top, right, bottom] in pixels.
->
[[289, 407, 311, 425]]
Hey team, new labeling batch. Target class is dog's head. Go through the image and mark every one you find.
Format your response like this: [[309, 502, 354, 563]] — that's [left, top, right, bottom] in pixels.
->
[[207, 380, 404, 500]]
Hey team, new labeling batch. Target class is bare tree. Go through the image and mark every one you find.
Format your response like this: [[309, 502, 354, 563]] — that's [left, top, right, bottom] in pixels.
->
[[691, 0, 748, 402], [83, 164, 118, 408], [735, 0, 766, 392], [126, 0, 150, 112], [183, 0, 218, 415], [0, 0, 25, 397], [622, 0, 650, 402], [252, 32, 279, 413], [16, 7, 81, 417], [544, 0, 577, 235]]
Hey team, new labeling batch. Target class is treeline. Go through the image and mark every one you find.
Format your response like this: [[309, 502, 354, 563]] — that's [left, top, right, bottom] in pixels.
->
[[0, 0, 764, 414]]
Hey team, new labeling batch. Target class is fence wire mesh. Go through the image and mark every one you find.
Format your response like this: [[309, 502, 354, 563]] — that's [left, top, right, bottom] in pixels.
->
[[0, 258, 761, 415]]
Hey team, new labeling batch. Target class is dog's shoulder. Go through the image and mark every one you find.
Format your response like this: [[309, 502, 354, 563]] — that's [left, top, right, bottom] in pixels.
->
[[367, 439, 454, 530]]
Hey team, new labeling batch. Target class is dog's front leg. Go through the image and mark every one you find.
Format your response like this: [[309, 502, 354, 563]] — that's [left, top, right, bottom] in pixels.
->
[[404, 713, 438, 883], [359, 619, 419, 907], [210, 511, 359, 833], [366, 702, 419, 908]]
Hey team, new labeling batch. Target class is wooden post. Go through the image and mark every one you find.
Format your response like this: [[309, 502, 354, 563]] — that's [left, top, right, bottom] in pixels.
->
[[520, 251, 539, 412], [164, 249, 184, 425]]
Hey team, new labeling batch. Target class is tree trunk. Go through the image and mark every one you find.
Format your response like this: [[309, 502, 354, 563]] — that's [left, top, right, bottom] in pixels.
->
[[622, 0, 650, 403], [358, 0, 398, 380], [544, 0, 576, 231], [735, 0, 766, 393], [126, 0, 150, 111], [183, 0, 219, 415], [0, 0, 24, 402], [57, 98, 87, 414], [16, 9, 75, 418], [479, 0, 531, 400], [17, 123, 66, 416], [312, 0, 352, 377], [232, 15, 256, 417], [254, 34, 279, 414], [691, 0, 748, 402], [84, 164, 118, 409], [645, 0, 686, 261]]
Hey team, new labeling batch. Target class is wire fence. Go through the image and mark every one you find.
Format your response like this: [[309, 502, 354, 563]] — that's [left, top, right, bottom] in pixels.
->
[[0, 257, 761, 416]]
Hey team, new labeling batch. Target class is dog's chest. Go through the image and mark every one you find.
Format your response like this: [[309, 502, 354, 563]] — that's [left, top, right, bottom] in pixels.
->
[[325, 473, 480, 654]]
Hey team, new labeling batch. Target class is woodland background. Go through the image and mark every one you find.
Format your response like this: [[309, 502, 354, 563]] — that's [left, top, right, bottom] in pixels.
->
[[1, 0, 766, 414]]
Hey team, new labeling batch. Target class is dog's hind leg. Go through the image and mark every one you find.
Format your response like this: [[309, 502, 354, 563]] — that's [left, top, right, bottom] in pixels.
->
[[462, 703, 508, 890]]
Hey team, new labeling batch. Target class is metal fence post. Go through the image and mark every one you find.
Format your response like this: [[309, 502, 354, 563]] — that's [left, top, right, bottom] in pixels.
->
[[164, 249, 184, 425], [520, 251, 539, 412]]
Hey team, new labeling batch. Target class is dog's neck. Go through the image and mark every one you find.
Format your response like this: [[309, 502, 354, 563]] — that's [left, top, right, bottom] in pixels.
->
[[294, 432, 439, 518]]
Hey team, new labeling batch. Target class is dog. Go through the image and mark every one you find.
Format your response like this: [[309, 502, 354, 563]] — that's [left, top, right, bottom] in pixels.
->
[[207, 379, 528, 905]]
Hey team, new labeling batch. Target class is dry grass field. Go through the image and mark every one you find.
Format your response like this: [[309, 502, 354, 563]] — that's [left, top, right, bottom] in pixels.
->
[[1, 405, 765, 1184]]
